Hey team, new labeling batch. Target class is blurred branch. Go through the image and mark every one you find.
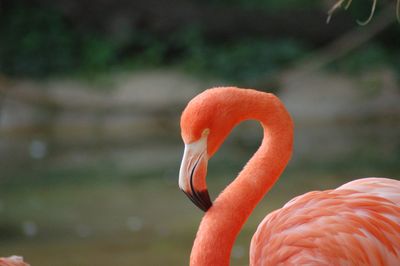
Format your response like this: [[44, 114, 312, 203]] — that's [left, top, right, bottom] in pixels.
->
[[328, 0, 400, 24], [292, 2, 397, 74]]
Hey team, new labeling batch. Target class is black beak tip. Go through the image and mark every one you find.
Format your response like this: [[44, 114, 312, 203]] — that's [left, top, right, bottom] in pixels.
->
[[196, 190, 212, 212], [181, 189, 212, 212]]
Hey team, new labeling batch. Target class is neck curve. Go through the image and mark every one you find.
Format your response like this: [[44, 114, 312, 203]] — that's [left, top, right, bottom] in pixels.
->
[[190, 89, 294, 266]]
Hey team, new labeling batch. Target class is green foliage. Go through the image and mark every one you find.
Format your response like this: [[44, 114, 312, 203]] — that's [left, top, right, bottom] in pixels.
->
[[0, 5, 121, 78], [80, 36, 118, 73], [0, 3, 307, 85], [0, 2, 398, 85], [120, 31, 167, 69], [0, 5, 77, 77], [182, 36, 307, 86], [205, 0, 321, 10], [329, 43, 400, 83], [0, 4, 168, 78], [330, 44, 390, 74]]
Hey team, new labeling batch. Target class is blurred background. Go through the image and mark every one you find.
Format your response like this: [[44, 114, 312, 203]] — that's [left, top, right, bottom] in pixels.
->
[[0, 0, 399, 265]]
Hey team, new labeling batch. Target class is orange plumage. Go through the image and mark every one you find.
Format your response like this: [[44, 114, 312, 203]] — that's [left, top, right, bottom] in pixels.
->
[[178, 87, 400, 265]]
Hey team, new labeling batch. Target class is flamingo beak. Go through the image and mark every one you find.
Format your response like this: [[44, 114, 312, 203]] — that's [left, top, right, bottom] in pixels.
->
[[179, 136, 212, 212]]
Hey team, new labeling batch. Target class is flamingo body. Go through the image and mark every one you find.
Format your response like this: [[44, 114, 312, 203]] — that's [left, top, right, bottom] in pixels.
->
[[251, 178, 400, 265], [178, 87, 400, 265]]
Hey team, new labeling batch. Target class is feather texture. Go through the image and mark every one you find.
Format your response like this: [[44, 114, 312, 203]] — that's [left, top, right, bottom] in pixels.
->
[[251, 178, 400, 265]]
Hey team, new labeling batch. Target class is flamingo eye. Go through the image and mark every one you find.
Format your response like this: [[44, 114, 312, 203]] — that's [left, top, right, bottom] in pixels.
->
[[202, 128, 210, 137]]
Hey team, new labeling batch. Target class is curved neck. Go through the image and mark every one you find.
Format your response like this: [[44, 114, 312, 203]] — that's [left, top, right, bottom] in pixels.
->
[[190, 91, 294, 266]]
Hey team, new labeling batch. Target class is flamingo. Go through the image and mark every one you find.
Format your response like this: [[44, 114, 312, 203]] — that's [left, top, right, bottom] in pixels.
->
[[178, 87, 400, 265], [0, 256, 29, 266]]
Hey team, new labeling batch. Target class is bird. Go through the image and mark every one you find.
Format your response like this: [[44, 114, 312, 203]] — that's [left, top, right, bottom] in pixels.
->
[[178, 87, 400, 265], [0, 256, 29, 266]]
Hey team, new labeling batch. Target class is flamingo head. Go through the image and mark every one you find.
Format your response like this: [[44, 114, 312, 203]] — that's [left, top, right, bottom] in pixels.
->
[[179, 88, 239, 211]]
